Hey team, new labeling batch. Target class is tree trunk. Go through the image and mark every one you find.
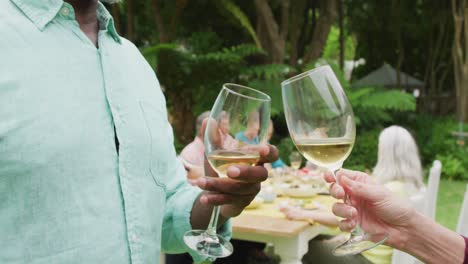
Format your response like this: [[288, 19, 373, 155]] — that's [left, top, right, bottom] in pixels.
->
[[393, 0, 404, 89], [288, 0, 307, 65], [168, 0, 189, 41], [452, 0, 468, 123], [167, 93, 195, 145], [111, 4, 121, 34], [151, 0, 169, 43], [304, 0, 337, 64], [338, 0, 344, 69], [254, 0, 290, 63], [126, 0, 135, 41]]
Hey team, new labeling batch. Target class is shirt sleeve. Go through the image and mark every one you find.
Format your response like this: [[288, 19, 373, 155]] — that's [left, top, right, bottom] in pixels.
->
[[161, 151, 232, 262]]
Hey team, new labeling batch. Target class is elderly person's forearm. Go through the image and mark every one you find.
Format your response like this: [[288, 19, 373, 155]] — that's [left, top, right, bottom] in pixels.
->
[[395, 211, 465, 264]]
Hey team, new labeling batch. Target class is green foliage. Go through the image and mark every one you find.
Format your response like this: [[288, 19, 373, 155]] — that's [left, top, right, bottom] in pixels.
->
[[187, 31, 223, 53], [344, 128, 380, 171], [141, 34, 265, 113], [319, 62, 417, 128], [322, 26, 356, 61], [395, 114, 468, 180], [276, 137, 296, 165], [242, 64, 295, 116], [242, 64, 293, 80], [215, 0, 261, 48], [436, 154, 467, 180], [360, 90, 416, 112]]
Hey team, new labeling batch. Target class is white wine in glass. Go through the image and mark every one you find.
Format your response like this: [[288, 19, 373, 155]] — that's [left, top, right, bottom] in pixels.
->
[[295, 138, 354, 167], [207, 150, 260, 176], [282, 65, 388, 256], [183, 83, 271, 259]]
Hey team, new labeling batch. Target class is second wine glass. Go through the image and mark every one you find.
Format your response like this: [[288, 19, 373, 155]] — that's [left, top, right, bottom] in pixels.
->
[[281, 65, 388, 256], [183, 83, 271, 259]]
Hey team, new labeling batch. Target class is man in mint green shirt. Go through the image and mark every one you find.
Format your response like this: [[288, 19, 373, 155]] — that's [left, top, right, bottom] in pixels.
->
[[0, 0, 278, 263]]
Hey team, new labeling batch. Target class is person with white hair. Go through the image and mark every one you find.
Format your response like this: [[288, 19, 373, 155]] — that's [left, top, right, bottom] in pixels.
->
[[362, 125, 425, 264], [0, 1, 279, 263], [373, 125, 424, 196]]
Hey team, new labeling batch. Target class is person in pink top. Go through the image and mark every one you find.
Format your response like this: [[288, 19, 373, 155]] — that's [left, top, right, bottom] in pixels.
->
[[180, 111, 210, 178], [219, 111, 238, 150]]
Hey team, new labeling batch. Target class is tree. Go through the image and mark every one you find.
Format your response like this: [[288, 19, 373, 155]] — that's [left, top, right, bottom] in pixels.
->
[[254, 0, 290, 63], [303, 0, 337, 64], [347, 0, 455, 116], [452, 0, 468, 122], [219, 0, 338, 65]]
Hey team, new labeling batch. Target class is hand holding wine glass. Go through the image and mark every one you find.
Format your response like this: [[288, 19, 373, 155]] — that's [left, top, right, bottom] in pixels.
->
[[324, 170, 466, 264], [323, 170, 413, 246], [184, 84, 275, 259], [282, 65, 387, 256]]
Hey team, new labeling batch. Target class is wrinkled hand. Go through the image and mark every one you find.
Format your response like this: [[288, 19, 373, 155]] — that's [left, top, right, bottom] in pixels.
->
[[192, 144, 278, 218], [325, 169, 416, 247]]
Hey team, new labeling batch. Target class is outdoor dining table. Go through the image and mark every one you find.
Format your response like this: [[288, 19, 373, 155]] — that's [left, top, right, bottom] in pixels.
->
[[232, 195, 337, 264]]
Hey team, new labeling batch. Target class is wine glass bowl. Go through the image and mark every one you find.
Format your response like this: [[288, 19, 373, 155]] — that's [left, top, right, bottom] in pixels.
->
[[281, 65, 387, 256], [183, 83, 271, 259]]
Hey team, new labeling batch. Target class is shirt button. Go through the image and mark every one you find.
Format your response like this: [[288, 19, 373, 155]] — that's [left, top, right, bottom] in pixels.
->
[[60, 7, 70, 16]]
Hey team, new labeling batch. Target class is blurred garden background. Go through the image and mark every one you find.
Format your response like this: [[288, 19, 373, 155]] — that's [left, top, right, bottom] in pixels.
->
[[105, 0, 468, 230]]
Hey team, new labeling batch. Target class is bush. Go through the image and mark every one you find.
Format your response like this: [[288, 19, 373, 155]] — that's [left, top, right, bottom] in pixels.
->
[[273, 113, 468, 181], [395, 113, 468, 180], [344, 128, 381, 171], [276, 137, 296, 165], [436, 154, 467, 180]]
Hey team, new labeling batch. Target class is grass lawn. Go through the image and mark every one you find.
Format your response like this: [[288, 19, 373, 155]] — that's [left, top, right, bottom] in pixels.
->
[[436, 179, 467, 230]]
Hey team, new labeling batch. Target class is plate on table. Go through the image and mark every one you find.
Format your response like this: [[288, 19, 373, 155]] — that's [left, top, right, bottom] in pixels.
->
[[283, 185, 319, 198]]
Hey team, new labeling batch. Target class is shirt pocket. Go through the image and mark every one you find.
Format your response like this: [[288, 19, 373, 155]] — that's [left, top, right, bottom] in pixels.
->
[[139, 100, 173, 192]]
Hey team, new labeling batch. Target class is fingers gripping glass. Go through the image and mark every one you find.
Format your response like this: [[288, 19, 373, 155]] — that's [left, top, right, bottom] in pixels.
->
[[281, 65, 388, 256], [183, 84, 271, 259]]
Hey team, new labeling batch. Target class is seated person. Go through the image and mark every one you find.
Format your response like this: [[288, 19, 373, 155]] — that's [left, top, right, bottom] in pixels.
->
[[235, 112, 260, 144], [180, 111, 210, 167], [219, 111, 238, 150], [362, 125, 425, 264], [267, 119, 286, 168]]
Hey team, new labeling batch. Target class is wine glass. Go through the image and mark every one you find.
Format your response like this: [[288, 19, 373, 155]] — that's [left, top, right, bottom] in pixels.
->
[[289, 151, 302, 170], [184, 83, 271, 259], [281, 65, 388, 256]]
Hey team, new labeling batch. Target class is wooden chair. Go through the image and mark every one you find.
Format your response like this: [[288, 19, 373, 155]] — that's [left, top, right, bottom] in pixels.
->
[[391, 160, 442, 264], [456, 184, 468, 236], [425, 160, 442, 220]]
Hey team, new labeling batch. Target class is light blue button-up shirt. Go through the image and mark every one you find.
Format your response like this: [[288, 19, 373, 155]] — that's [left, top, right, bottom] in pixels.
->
[[0, 1, 229, 263]]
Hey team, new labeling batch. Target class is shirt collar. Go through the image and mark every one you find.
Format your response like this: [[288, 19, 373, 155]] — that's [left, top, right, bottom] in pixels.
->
[[96, 1, 121, 44], [10, 0, 121, 44]]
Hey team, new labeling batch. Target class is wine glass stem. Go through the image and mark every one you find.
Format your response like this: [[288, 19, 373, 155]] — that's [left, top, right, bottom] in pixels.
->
[[332, 169, 365, 238], [206, 205, 221, 237]]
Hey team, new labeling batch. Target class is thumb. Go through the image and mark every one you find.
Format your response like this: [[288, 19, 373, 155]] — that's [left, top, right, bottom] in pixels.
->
[[341, 176, 383, 202]]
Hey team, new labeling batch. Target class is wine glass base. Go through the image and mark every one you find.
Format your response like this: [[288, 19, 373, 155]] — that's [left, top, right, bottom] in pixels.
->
[[183, 230, 233, 258], [332, 233, 388, 256]]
